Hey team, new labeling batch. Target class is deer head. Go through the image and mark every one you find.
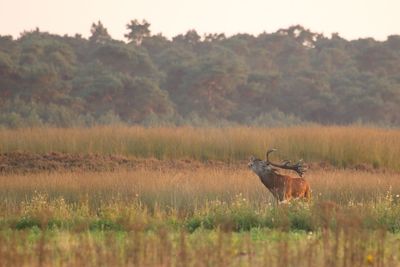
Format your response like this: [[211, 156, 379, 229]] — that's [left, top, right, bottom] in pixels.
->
[[265, 149, 307, 177], [248, 155, 273, 175]]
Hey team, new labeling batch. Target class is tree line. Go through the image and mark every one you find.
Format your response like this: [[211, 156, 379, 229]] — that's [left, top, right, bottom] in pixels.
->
[[0, 20, 399, 127]]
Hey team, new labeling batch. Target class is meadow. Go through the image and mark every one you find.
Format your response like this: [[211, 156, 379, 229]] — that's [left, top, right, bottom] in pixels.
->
[[1, 126, 400, 170], [1, 126, 400, 266]]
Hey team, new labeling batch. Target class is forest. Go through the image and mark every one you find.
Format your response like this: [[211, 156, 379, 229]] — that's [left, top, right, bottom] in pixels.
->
[[0, 20, 400, 127]]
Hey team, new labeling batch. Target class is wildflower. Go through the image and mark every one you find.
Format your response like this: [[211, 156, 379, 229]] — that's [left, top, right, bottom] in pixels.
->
[[396, 194, 399, 198], [366, 254, 374, 264], [307, 234, 313, 240]]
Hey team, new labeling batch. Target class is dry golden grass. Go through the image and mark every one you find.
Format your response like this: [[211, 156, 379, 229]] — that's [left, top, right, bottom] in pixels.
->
[[1, 166, 399, 207], [0, 164, 399, 267], [0, 126, 400, 170], [1, 165, 399, 266], [1, 126, 400, 266]]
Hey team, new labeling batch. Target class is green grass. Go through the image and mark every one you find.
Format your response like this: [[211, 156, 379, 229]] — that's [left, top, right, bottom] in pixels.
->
[[0, 223, 397, 266], [2, 191, 400, 233]]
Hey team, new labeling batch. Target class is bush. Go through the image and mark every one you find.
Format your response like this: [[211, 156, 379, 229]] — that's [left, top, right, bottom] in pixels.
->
[[15, 217, 41, 229], [185, 217, 202, 233]]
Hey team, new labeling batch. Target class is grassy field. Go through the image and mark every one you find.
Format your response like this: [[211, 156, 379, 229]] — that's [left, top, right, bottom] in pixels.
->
[[1, 126, 400, 266], [1, 167, 400, 266], [0, 227, 397, 267], [1, 126, 400, 170]]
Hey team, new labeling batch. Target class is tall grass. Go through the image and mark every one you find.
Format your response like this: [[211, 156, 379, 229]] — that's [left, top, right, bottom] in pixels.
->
[[1, 126, 399, 266], [0, 228, 396, 267], [0, 159, 399, 266], [1, 168, 399, 207], [1, 168, 400, 232], [0, 126, 400, 170]]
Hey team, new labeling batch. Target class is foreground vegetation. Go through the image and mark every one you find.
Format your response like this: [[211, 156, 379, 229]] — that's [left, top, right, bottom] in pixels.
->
[[0, 228, 396, 267], [1, 126, 400, 266], [1, 126, 400, 170], [1, 168, 400, 231], [0, 167, 400, 266]]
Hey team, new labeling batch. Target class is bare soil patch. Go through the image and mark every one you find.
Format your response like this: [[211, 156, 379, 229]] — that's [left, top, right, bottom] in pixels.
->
[[0, 152, 234, 174]]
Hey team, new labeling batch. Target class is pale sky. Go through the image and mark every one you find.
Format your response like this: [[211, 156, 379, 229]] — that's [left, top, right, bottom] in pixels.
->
[[0, 0, 399, 41]]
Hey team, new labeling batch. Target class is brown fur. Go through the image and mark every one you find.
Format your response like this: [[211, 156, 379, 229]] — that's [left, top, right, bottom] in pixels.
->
[[265, 173, 311, 202]]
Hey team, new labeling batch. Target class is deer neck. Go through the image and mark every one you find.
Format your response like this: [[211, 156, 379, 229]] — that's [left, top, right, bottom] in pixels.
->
[[257, 170, 280, 191]]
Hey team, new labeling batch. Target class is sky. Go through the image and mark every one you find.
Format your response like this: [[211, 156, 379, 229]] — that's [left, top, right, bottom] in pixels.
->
[[0, 0, 399, 41]]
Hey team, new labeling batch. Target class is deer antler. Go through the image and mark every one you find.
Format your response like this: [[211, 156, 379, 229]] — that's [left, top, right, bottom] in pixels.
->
[[266, 149, 307, 177]]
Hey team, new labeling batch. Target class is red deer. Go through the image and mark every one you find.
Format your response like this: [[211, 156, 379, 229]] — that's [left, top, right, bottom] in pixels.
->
[[248, 149, 311, 203]]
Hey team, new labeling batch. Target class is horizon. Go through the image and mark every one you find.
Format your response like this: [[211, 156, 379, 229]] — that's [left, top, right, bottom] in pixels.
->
[[1, 0, 400, 41]]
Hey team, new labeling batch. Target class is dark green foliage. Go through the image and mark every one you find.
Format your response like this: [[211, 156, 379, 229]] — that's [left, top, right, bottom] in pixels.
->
[[289, 210, 314, 231], [89, 21, 111, 45], [89, 219, 122, 231], [232, 210, 260, 231], [47, 219, 63, 229], [15, 217, 41, 229], [1, 23, 400, 127], [185, 217, 202, 233], [125, 19, 151, 45]]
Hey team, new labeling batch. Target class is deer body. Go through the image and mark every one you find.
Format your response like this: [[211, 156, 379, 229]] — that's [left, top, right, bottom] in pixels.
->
[[248, 150, 311, 203], [257, 167, 310, 202]]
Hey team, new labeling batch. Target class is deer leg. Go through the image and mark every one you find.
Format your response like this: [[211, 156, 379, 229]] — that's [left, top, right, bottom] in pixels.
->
[[274, 197, 279, 206], [277, 189, 287, 204], [305, 186, 312, 201], [273, 191, 279, 206]]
